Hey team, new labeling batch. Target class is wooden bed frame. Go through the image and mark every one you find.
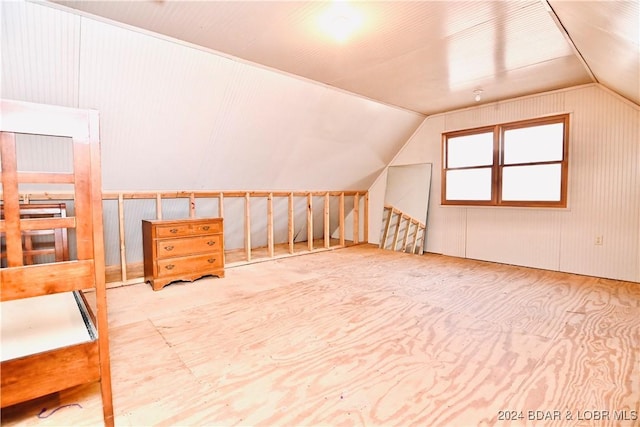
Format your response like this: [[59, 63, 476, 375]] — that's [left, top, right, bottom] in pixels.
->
[[1, 203, 69, 266], [0, 99, 114, 426]]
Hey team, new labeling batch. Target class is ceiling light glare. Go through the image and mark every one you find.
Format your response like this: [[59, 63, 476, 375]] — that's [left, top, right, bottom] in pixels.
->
[[318, 1, 363, 42]]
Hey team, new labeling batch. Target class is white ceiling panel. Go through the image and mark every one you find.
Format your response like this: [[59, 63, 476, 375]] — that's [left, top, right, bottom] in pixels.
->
[[48, 0, 638, 112], [47, 0, 640, 114], [549, 0, 639, 105]]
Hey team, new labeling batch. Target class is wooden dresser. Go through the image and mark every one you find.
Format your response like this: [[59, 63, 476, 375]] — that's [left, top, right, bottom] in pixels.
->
[[142, 218, 224, 291]]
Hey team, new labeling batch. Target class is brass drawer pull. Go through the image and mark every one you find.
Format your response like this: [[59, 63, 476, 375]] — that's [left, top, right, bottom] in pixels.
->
[[207, 258, 216, 263], [202, 226, 210, 231], [170, 228, 178, 233], [165, 264, 175, 270], [164, 245, 174, 251], [207, 240, 216, 246]]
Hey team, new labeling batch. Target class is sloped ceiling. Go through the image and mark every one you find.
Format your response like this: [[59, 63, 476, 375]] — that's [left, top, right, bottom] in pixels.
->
[[51, 0, 639, 114]]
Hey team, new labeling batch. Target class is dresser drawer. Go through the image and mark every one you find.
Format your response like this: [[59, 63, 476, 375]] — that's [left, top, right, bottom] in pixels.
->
[[156, 235, 222, 259], [157, 253, 223, 278], [155, 221, 222, 238]]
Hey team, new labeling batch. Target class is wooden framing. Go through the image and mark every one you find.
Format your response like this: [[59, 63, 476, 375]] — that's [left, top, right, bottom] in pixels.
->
[[0, 99, 113, 426], [380, 204, 425, 254], [0, 203, 69, 265], [11, 190, 368, 287]]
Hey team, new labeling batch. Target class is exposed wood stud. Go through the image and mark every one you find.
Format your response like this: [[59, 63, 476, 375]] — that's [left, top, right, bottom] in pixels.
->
[[288, 193, 294, 254], [267, 192, 274, 258], [324, 192, 330, 249], [189, 193, 196, 218], [411, 222, 420, 254], [219, 192, 226, 264], [339, 192, 345, 246], [307, 194, 313, 252], [401, 217, 411, 252], [245, 192, 251, 262], [353, 193, 360, 244], [381, 206, 393, 249], [118, 193, 127, 282], [218, 192, 224, 218], [156, 193, 162, 220], [2, 189, 369, 286], [364, 192, 369, 243], [391, 213, 403, 251]]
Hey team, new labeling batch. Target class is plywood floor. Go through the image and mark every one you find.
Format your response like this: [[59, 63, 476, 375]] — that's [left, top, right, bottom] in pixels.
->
[[3, 245, 639, 426]]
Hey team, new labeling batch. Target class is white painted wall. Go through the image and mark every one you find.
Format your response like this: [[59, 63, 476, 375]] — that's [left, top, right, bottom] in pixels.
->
[[369, 84, 640, 282], [1, 1, 423, 264], [1, 1, 423, 193]]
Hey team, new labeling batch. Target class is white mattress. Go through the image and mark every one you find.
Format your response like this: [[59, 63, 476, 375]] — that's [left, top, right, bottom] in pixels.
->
[[1, 291, 96, 362]]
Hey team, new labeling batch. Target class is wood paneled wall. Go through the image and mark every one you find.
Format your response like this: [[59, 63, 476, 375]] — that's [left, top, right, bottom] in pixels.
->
[[369, 84, 640, 282]]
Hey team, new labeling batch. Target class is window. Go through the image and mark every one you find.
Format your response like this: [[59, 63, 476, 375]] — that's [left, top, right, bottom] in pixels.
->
[[442, 114, 569, 207]]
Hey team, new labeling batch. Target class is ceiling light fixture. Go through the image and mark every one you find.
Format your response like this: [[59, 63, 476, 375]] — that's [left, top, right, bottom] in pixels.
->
[[318, 1, 363, 42], [473, 89, 484, 102]]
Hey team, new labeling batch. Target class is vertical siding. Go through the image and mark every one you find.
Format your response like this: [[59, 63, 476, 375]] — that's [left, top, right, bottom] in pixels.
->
[[1, 1, 80, 107], [5, 1, 423, 194], [560, 86, 640, 281], [371, 84, 640, 282], [466, 208, 562, 270], [441, 207, 466, 257], [443, 91, 566, 131]]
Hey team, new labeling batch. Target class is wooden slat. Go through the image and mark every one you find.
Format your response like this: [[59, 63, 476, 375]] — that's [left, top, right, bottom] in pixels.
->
[[118, 193, 127, 282], [267, 193, 274, 258], [381, 206, 393, 249], [339, 192, 345, 246], [0, 341, 100, 408], [15, 190, 368, 202], [11, 217, 75, 232], [353, 193, 360, 244], [307, 194, 313, 251], [288, 193, 294, 254], [401, 217, 411, 252], [364, 192, 369, 243], [189, 193, 196, 218], [87, 109, 115, 427], [411, 222, 420, 254], [27, 190, 368, 201], [1, 133, 22, 266], [156, 193, 163, 219], [97, 190, 366, 200], [416, 225, 426, 255], [73, 142, 93, 260], [16, 172, 75, 184], [392, 213, 403, 251], [0, 260, 95, 301], [245, 193, 251, 262], [218, 192, 224, 218], [324, 193, 330, 249]]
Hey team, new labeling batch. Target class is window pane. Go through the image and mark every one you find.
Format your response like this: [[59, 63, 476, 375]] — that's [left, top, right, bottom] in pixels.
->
[[447, 132, 493, 168], [502, 164, 562, 201], [503, 122, 564, 165], [446, 168, 492, 200]]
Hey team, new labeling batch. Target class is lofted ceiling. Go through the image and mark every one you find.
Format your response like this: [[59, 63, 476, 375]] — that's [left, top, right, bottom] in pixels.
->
[[50, 0, 639, 115]]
